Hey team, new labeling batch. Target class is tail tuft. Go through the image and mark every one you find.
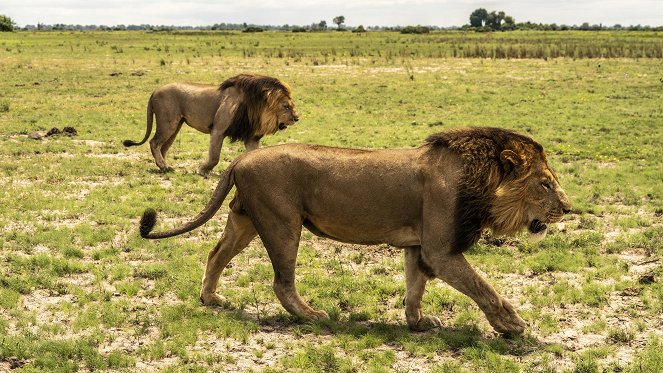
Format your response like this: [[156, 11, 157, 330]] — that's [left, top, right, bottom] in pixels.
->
[[123, 139, 136, 147], [140, 209, 158, 238]]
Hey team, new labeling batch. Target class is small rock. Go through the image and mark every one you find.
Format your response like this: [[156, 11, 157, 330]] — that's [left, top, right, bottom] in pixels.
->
[[620, 287, 642, 296], [8, 357, 25, 369], [62, 126, 77, 136], [28, 131, 44, 140], [46, 127, 61, 136], [638, 274, 656, 284]]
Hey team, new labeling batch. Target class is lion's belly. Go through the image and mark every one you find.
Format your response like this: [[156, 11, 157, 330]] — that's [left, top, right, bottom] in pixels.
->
[[304, 217, 421, 247]]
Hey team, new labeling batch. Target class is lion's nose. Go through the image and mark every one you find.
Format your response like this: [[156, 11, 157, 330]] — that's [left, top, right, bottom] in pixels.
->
[[294, 116, 299, 122], [563, 207, 572, 214]]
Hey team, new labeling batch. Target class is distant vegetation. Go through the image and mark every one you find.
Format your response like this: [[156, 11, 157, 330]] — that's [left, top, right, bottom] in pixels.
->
[[400, 25, 430, 34], [3, 10, 661, 33], [13, 22, 663, 33], [0, 14, 16, 31]]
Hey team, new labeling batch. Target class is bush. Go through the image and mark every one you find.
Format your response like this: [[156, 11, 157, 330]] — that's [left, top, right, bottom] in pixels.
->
[[0, 15, 15, 32], [352, 25, 367, 33], [400, 25, 430, 34], [242, 26, 264, 33]]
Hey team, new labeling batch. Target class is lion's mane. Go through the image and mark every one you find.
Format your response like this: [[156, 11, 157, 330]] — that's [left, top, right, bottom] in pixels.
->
[[221, 74, 293, 143], [424, 127, 547, 253]]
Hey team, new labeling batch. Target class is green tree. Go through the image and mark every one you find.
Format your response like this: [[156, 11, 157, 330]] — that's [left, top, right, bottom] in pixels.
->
[[486, 11, 506, 30], [333, 15, 345, 30], [469, 8, 488, 27], [503, 16, 516, 30], [0, 15, 15, 32], [353, 25, 366, 33]]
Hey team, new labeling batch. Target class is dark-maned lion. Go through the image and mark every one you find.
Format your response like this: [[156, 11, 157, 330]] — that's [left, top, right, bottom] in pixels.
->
[[123, 74, 299, 175], [138, 127, 572, 335]]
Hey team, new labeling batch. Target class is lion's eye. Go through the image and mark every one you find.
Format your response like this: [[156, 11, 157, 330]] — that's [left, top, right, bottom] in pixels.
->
[[542, 182, 553, 190]]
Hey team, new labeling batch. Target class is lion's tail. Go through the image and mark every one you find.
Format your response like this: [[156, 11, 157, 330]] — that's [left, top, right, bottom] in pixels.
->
[[123, 93, 154, 147], [140, 157, 241, 239]]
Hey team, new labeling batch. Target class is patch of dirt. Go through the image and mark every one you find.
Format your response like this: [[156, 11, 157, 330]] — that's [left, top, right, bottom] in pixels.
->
[[71, 139, 107, 147]]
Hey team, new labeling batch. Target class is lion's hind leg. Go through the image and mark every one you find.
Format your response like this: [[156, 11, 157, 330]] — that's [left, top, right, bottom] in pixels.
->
[[257, 220, 329, 321], [160, 121, 183, 163], [150, 117, 182, 172], [200, 211, 257, 306]]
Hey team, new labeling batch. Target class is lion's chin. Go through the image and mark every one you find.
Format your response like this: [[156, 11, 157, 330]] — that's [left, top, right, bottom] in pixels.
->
[[527, 219, 547, 242]]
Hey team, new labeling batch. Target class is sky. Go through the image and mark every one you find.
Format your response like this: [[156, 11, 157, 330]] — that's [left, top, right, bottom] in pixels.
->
[[2, 0, 662, 28]]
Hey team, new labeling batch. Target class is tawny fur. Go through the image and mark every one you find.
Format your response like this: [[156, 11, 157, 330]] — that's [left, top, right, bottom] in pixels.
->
[[138, 127, 572, 335], [123, 74, 299, 175]]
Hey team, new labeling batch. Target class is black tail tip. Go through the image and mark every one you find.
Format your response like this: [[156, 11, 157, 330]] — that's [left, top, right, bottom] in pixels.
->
[[140, 208, 158, 238], [123, 139, 135, 147]]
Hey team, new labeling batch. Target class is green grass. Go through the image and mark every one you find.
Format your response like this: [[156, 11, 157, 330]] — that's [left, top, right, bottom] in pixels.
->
[[0, 30, 661, 371]]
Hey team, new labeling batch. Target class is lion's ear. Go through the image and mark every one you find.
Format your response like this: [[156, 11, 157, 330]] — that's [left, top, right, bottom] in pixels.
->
[[500, 149, 522, 175]]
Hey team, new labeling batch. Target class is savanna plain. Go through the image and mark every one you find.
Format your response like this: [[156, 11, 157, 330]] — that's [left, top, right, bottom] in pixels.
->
[[0, 30, 661, 372]]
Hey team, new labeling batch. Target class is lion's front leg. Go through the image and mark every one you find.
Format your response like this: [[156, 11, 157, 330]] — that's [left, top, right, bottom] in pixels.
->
[[404, 247, 442, 331], [198, 131, 225, 176], [425, 251, 526, 335]]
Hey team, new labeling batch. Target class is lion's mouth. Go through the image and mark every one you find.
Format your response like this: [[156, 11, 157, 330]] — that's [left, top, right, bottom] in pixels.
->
[[278, 123, 288, 130], [529, 219, 547, 234]]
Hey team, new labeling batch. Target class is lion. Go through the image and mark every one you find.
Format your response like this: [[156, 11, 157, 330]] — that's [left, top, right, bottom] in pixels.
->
[[138, 127, 572, 335], [123, 74, 299, 175]]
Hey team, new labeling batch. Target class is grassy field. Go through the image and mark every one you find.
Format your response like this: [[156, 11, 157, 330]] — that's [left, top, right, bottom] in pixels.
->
[[0, 30, 661, 372]]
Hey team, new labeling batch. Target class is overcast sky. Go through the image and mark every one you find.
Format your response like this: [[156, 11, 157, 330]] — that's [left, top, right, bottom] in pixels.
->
[[2, 0, 662, 28]]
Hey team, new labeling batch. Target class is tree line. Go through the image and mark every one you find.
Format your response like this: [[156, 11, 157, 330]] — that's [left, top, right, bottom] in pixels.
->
[[1, 12, 661, 33]]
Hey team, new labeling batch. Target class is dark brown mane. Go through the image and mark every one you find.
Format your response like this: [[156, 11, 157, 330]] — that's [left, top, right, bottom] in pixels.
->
[[423, 127, 544, 253], [220, 74, 292, 143]]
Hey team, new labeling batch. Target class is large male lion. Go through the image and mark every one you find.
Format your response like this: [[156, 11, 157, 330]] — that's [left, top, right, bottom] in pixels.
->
[[123, 74, 299, 175], [138, 127, 572, 335]]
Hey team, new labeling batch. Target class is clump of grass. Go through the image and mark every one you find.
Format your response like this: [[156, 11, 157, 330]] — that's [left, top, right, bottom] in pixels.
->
[[628, 336, 663, 372], [607, 327, 635, 344]]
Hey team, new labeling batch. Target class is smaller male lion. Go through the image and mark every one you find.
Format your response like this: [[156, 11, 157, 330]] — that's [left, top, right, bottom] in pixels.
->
[[138, 127, 572, 335], [123, 74, 299, 175]]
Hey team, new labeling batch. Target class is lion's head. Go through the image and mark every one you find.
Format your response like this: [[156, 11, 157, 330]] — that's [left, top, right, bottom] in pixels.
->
[[425, 127, 572, 251], [221, 74, 299, 143], [490, 140, 572, 242]]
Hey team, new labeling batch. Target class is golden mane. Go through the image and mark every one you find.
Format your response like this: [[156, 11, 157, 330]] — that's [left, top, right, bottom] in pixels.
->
[[221, 74, 293, 143], [423, 127, 548, 252]]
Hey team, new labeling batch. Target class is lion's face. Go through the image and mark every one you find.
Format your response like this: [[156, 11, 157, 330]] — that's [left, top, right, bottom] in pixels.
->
[[275, 95, 299, 130], [521, 159, 572, 241], [491, 148, 572, 241], [260, 91, 299, 134]]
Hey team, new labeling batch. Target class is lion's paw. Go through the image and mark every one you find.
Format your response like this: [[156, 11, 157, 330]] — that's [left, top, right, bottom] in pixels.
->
[[196, 167, 211, 177], [200, 293, 227, 307], [409, 315, 443, 332], [485, 300, 526, 335], [306, 309, 330, 320]]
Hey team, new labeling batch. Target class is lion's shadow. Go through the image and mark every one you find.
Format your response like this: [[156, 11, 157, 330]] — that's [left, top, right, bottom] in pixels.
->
[[222, 309, 547, 357]]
